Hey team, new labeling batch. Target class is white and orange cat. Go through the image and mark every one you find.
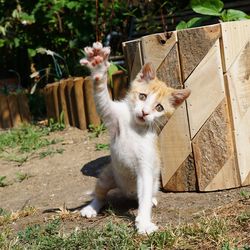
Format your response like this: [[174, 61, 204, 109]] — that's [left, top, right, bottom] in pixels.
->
[[80, 42, 190, 234]]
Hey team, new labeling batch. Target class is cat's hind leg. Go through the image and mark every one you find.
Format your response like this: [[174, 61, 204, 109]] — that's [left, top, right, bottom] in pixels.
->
[[81, 164, 116, 218]]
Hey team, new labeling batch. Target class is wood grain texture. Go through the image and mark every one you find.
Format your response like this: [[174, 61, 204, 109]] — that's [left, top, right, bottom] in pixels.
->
[[58, 80, 69, 126], [65, 79, 77, 127], [225, 41, 250, 186], [141, 32, 177, 71], [44, 85, 56, 121], [73, 77, 87, 130], [17, 94, 31, 124], [0, 94, 12, 128], [8, 94, 22, 127], [220, 20, 250, 72], [122, 39, 143, 82], [160, 104, 192, 189], [83, 77, 100, 126], [51, 83, 60, 121], [192, 99, 239, 191], [156, 43, 182, 89], [185, 40, 225, 139], [178, 23, 221, 81], [111, 70, 128, 100], [163, 153, 197, 191]]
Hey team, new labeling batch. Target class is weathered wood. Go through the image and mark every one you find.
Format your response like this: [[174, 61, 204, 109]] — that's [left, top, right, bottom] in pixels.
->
[[44, 85, 56, 120], [178, 23, 221, 81], [65, 78, 77, 127], [192, 99, 240, 191], [58, 80, 69, 126], [160, 104, 192, 190], [51, 83, 60, 121], [123, 39, 143, 81], [141, 32, 177, 71], [224, 41, 250, 186], [156, 43, 182, 89], [0, 94, 12, 128], [220, 20, 250, 72], [17, 94, 31, 124], [185, 40, 225, 139], [73, 77, 87, 130], [111, 70, 128, 100], [164, 153, 197, 191], [8, 94, 22, 127], [83, 77, 100, 127]]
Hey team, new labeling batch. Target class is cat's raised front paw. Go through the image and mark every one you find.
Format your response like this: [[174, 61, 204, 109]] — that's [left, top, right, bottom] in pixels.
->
[[80, 205, 97, 218], [80, 42, 110, 81], [136, 221, 158, 234]]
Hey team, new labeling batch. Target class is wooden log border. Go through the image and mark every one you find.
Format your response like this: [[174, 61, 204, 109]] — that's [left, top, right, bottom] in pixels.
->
[[43, 72, 128, 130], [0, 93, 31, 129]]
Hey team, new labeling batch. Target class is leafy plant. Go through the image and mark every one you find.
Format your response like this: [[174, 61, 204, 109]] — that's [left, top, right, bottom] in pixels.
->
[[48, 112, 65, 132], [176, 0, 250, 30], [95, 143, 109, 151], [88, 123, 106, 138], [15, 172, 31, 183], [0, 176, 8, 187]]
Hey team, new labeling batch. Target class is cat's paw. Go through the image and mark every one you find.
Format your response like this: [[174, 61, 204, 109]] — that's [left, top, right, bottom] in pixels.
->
[[136, 221, 158, 234], [80, 42, 110, 81], [80, 205, 97, 218]]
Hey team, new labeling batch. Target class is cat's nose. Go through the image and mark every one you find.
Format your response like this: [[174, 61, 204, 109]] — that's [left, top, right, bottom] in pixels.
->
[[142, 110, 149, 117]]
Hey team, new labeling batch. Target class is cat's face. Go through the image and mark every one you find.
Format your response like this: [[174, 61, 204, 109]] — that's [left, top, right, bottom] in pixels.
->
[[128, 63, 190, 130]]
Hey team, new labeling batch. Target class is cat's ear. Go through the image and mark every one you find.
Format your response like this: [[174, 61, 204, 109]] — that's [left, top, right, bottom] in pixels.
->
[[170, 89, 191, 107], [137, 62, 156, 82]]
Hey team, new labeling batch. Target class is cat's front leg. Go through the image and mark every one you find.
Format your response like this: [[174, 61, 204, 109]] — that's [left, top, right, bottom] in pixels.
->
[[135, 168, 158, 234]]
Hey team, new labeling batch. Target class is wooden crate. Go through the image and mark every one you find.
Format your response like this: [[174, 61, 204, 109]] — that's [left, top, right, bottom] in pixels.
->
[[44, 73, 128, 130], [0, 93, 31, 129], [123, 20, 250, 192]]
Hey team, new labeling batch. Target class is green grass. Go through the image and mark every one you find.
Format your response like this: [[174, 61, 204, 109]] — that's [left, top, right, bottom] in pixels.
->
[[95, 143, 109, 151], [89, 123, 106, 138], [0, 124, 63, 164], [0, 211, 249, 250], [0, 176, 8, 187]]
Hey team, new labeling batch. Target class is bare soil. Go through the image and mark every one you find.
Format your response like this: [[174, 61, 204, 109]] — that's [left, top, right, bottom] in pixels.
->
[[1, 127, 250, 232]]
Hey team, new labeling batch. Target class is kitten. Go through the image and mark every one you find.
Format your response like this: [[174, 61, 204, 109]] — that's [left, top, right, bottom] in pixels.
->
[[80, 42, 190, 234]]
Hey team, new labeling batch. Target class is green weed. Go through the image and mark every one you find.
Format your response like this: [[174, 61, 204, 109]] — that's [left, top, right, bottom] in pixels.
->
[[48, 112, 66, 132], [15, 172, 31, 182], [95, 143, 109, 151], [0, 125, 61, 163], [39, 148, 64, 159], [89, 123, 106, 138], [240, 190, 250, 200], [0, 176, 8, 187]]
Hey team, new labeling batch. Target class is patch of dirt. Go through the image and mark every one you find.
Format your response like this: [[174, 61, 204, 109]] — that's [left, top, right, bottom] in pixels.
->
[[1, 127, 250, 231]]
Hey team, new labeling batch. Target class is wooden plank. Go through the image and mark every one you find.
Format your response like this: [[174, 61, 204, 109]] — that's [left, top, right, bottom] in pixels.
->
[[73, 77, 87, 130], [156, 43, 182, 89], [185, 40, 225, 139], [0, 94, 12, 128], [51, 82, 60, 121], [17, 94, 31, 123], [83, 77, 100, 127], [164, 153, 197, 191], [122, 39, 143, 82], [220, 20, 250, 72], [65, 78, 77, 127], [160, 104, 192, 189], [178, 23, 221, 81], [112, 70, 128, 100], [192, 99, 240, 191], [225, 41, 250, 186], [58, 80, 69, 126], [44, 85, 56, 120], [8, 94, 22, 127], [141, 32, 177, 71]]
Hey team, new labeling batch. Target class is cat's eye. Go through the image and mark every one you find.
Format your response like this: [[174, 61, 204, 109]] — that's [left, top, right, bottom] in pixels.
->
[[156, 104, 164, 112], [139, 93, 147, 101]]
